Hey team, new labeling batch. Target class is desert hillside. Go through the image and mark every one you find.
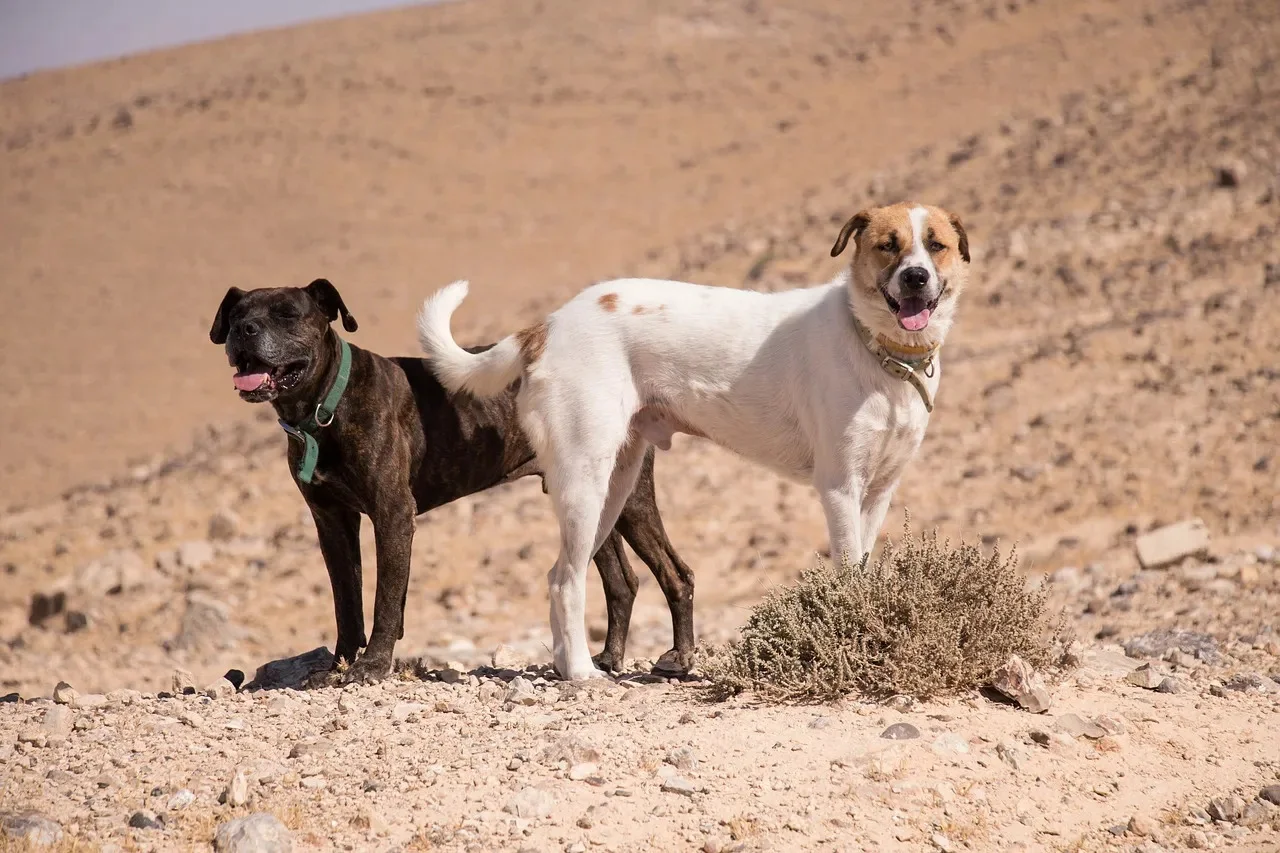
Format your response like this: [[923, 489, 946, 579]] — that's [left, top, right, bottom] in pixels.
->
[[2, 0, 1280, 851]]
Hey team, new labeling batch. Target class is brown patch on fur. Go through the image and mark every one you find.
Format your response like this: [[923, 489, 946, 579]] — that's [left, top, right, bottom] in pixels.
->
[[632, 304, 649, 315], [839, 202, 971, 299], [516, 321, 548, 364], [598, 292, 619, 312]]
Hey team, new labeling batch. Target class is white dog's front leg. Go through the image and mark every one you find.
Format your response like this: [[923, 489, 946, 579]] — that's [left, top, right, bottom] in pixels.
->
[[859, 486, 897, 560], [547, 557, 600, 680], [818, 484, 864, 566]]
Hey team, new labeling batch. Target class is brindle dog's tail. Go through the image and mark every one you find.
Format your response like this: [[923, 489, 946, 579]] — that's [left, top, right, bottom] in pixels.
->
[[418, 280, 526, 398]]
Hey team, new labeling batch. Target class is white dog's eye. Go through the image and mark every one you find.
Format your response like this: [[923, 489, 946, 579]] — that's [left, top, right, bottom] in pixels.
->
[[877, 240, 897, 253], [927, 239, 946, 252]]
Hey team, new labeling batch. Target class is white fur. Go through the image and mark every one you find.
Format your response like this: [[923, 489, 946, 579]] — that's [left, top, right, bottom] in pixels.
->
[[418, 208, 962, 680]]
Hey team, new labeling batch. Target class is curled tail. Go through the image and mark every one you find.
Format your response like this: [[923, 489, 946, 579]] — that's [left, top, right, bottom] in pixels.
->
[[417, 280, 525, 398]]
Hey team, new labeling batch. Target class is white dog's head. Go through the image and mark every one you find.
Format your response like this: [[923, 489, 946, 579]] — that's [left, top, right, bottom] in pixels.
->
[[830, 202, 970, 348]]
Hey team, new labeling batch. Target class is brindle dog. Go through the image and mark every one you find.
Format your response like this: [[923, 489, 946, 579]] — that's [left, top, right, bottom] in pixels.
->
[[209, 279, 695, 685]]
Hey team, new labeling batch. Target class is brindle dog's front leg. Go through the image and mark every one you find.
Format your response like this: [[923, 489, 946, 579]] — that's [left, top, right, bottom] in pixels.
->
[[308, 502, 365, 665], [341, 492, 415, 685]]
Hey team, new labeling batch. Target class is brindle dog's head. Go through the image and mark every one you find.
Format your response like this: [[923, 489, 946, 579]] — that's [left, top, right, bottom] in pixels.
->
[[208, 279, 358, 404], [830, 202, 970, 347]]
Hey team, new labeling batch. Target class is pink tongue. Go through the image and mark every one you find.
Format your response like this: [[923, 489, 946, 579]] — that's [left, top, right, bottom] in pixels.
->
[[233, 372, 270, 392], [898, 307, 931, 332]]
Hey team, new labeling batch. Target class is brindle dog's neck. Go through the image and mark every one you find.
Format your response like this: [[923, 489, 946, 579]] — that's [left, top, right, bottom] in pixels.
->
[[271, 328, 345, 426]]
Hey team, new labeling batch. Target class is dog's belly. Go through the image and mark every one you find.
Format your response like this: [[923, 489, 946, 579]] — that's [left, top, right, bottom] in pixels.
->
[[633, 399, 815, 482]]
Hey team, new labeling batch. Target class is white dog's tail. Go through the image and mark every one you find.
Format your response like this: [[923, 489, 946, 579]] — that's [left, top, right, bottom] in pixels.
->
[[417, 280, 526, 398]]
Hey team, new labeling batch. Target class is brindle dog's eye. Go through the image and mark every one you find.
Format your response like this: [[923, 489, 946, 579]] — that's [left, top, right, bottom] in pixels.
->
[[927, 239, 946, 252], [877, 239, 898, 253]]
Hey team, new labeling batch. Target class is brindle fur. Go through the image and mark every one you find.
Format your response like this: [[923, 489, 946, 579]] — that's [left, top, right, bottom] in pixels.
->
[[210, 280, 695, 685]]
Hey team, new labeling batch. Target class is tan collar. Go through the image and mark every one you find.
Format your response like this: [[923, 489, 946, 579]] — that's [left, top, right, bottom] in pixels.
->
[[851, 317, 940, 412]]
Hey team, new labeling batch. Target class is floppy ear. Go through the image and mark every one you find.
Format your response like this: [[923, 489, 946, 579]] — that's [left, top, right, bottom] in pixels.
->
[[305, 278, 358, 333], [950, 214, 970, 263], [830, 211, 871, 258], [209, 287, 246, 344]]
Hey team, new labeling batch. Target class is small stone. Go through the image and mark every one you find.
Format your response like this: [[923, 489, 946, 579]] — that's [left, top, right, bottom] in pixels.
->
[[300, 776, 327, 790], [1207, 796, 1246, 823], [566, 844, 586, 853], [1238, 799, 1271, 827], [129, 810, 163, 830], [1221, 672, 1279, 693], [1095, 714, 1126, 735], [391, 703, 426, 724], [931, 832, 955, 852], [506, 677, 539, 706], [491, 644, 529, 670], [880, 723, 920, 740], [996, 740, 1023, 770], [505, 786, 556, 819], [171, 669, 197, 695], [1125, 663, 1167, 690], [43, 705, 73, 740], [1155, 677, 1183, 694], [1128, 814, 1160, 838], [1054, 713, 1106, 739], [989, 655, 1052, 713], [507, 757, 523, 772], [1260, 785, 1280, 806], [177, 540, 216, 570], [208, 509, 242, 542], [213, 813, 293, 853], [665, 746, 698, 772], [661, 776, 697, 797], [72, 693, 107, 708], [1096, 735, 1123, 753], [288, 732, 330, 753], [52, 682, 78, 705], [1, 812, 64, 846], [437, 662, 467, 684], [224, 769, 250, 807], [568, 763, 598, 781], [180, 710, 205, 729], [1135, 519, 1210, 569], [167, 789, 196, 810], [1185, 830, 1210, 849], [931, 733, 969, 755]]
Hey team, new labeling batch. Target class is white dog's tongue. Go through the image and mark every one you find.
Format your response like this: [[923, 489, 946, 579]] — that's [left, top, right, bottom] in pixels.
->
[[897, 298, 931, 332], [233, 372, 270, 392]]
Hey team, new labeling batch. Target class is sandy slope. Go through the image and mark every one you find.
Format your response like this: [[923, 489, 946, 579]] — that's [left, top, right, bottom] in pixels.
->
[[0, 0, 1238, 508], [2, 0, 1280, 851]]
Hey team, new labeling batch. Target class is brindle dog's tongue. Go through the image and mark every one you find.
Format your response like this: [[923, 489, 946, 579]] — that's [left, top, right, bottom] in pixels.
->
[[896, 296, 932, 332], [233, 372, 271, 392]]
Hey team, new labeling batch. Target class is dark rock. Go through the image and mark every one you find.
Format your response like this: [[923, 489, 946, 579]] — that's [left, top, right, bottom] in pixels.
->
[[64, 611, 88, 633], [880, 723, 920, 740], [224, 669, 246, 690], [1260, 785, 1280, 806], [1123, 630, 1223, 664], [246, 647, 334, 691], [0, 693, 20, 703], [128, 810, 163, 830], [1207, 796, 1246, 823], [27, 592, 66, 627], [1, 812, 64, 846]]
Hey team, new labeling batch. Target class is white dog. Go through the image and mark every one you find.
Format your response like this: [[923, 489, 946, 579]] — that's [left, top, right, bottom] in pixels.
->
[[419, 202, 970, 680]]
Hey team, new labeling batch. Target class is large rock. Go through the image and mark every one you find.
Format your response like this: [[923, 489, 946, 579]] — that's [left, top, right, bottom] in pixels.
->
[[1, 812, 64, 846], [74, 549, 153, 595], [214, 813, 292, 853], [172, 592, 233, 652], [989, 655, 1052, 713], [1135, 519, 1210, 569], [246, 648, 334, 690]]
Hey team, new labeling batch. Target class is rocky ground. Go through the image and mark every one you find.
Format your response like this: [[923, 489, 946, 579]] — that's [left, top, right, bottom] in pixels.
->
[[3, 0, 1280, 850]]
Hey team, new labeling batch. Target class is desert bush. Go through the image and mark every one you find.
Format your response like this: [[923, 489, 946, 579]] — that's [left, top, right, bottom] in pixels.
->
[[703, 522, 1063, 703]]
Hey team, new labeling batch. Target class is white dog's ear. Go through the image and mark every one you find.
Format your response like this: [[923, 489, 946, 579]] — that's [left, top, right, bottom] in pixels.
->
[[830, 211, 871, 257], [950, 214, 971, 263]]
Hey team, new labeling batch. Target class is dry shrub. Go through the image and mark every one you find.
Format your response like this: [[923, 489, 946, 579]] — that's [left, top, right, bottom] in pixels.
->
[[703, 522, 1061, 702]]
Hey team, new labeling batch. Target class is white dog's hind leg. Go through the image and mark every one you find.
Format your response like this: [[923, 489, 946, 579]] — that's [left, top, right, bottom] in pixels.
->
[[541, 409, 639, 681]]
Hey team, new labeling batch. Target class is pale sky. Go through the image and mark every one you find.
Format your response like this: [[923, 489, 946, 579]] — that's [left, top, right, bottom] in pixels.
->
[[0, 0, 439, 80]]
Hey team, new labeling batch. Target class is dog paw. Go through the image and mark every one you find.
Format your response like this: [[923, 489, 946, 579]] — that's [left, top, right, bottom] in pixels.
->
[[560, 663, 610, 682], [338, 655, 392, 686], [652, 648, 695, 676], [592, 651, 623, 674]]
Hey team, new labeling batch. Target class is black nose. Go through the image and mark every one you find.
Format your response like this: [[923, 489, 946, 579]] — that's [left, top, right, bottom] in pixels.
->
[[241, 320, 260, 337], [900, 266, 931, 290]]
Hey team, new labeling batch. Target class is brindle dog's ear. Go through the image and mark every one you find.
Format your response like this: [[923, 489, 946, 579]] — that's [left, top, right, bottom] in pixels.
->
[[305, 278, 359, 333], [830, 211, 871, 258], [209, 287, 246, 344], [950, 214, 971, 263]]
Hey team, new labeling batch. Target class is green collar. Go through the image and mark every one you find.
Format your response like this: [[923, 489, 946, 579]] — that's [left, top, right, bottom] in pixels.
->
[[851, 317, 939, 412], [279, 337, 352, 484]]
